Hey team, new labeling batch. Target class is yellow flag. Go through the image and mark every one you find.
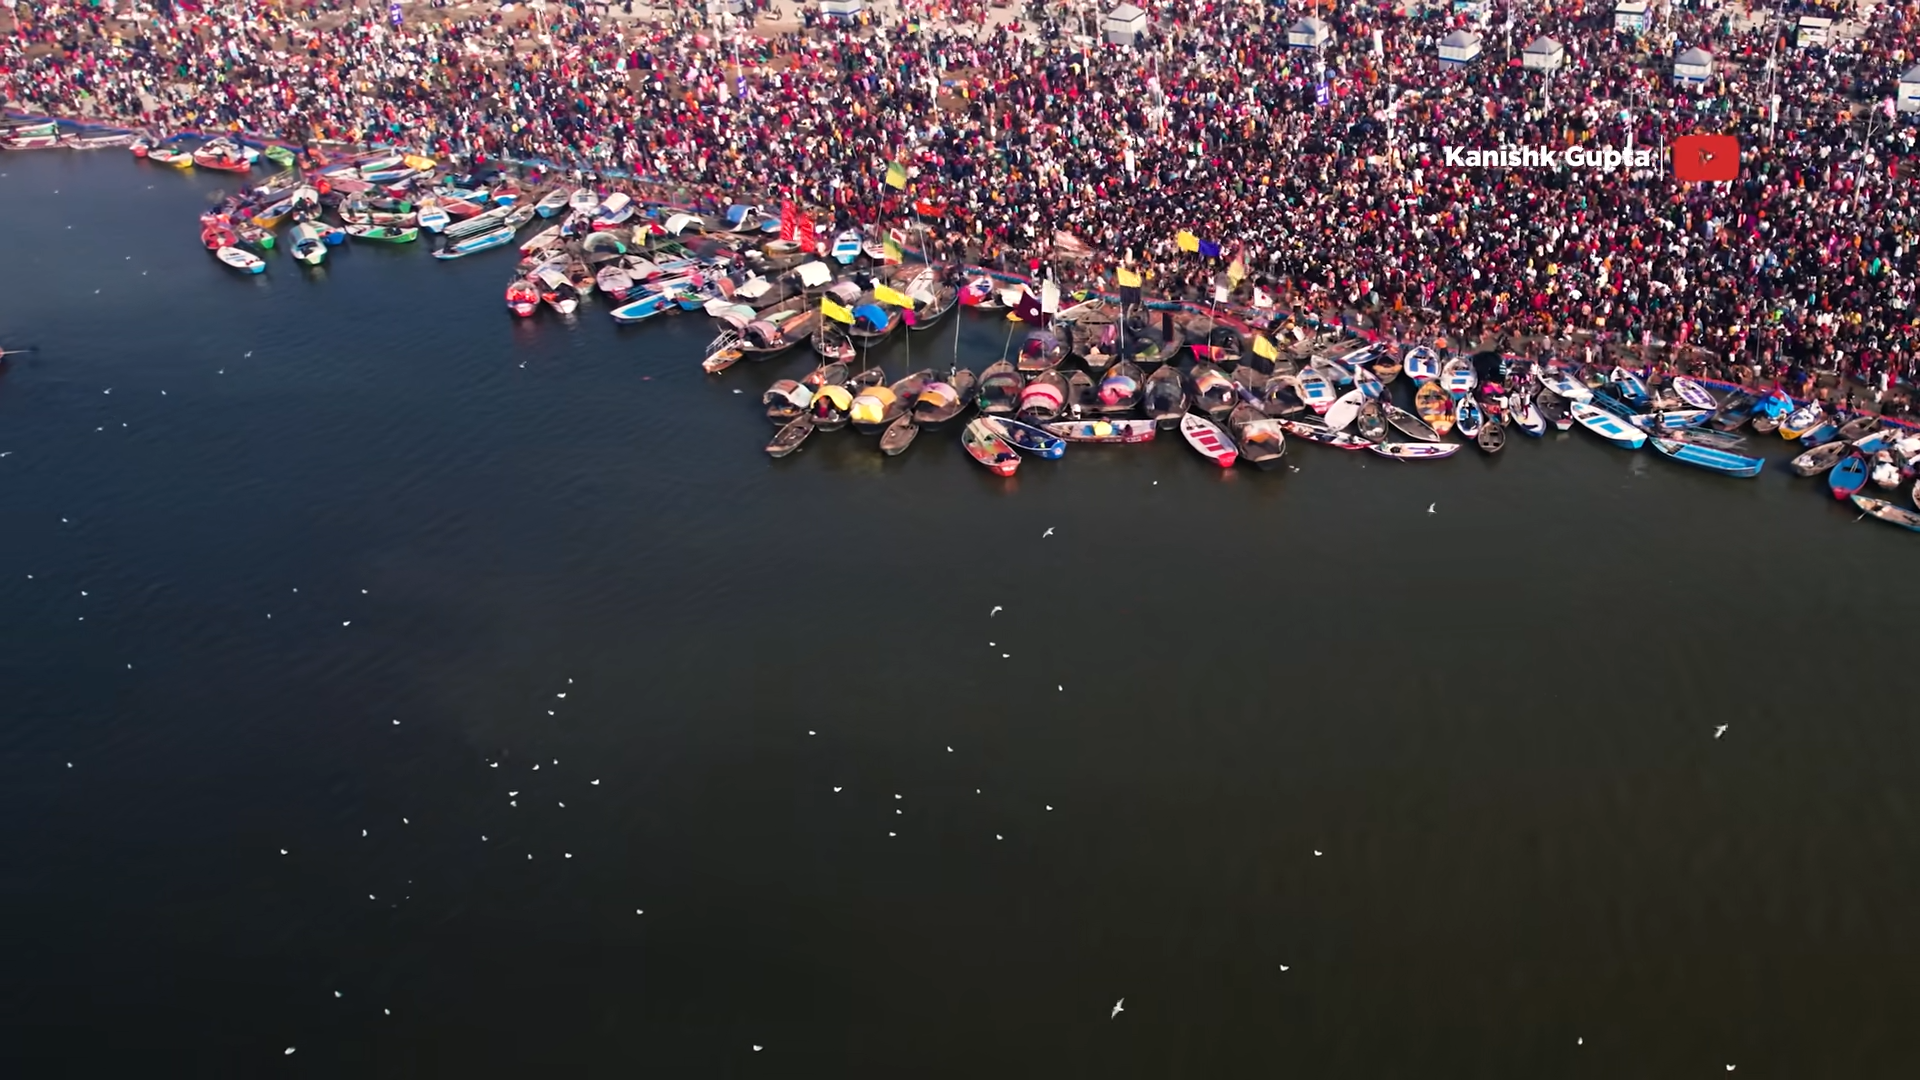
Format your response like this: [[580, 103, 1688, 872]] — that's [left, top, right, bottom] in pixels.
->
[[821, 297, 855, 325], [1116, 266, 1142, 288], [1253, 334, 1278, 361], [884, 160, 908, 190], [1227, 253, 1247, 285], [1175, 230, 1199, 253], [873, 284, 915, 308]]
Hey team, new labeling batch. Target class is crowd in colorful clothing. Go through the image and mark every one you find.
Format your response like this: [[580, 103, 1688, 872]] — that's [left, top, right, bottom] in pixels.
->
[[6, 0, 1920, 400]]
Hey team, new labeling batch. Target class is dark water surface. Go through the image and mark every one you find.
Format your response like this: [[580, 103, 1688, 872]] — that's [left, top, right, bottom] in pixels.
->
[[4, 154, 1919, 1078]]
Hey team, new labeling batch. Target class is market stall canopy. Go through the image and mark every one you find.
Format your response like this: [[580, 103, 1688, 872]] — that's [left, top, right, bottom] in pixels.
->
[[1614, 0, 1650, 33], [1287, 17, 1332, 49], [795, 261, 834, 288], [1103, 3, 1147, 46], [1673, 46, 1713, 85], [1900, 65, 1920, 113]]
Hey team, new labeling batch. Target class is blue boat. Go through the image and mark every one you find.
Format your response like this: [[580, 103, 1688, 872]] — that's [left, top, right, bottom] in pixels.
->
[[432, 227, 516, 260], [609, 289, 679, 324], [1828, 453, 1871, 500], [1570, 401, 1647, 449], [1609, 366, 1651, 407], [987, 417, 1067, 459], [1798, 421, 1840, 446], [1757, 390, 1794, 419], [831, 229, 863, 265], [1587, 388, 1638, 419], [1650, 438, 1764, 477]]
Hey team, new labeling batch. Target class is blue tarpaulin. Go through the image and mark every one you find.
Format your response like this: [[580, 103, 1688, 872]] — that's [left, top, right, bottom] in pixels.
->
[[854, 303, 889, 329]]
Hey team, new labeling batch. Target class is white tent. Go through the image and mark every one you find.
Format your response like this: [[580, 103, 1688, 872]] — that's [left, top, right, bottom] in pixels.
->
[[1103, 2, 1147, 46], [1437, 29, 1483, 65], [819, 0, 862, 18], [1899, 65, 1920, 114], [1286, 17, 1331, 49], [1673, 46, 1713, 86], [1522, 35, 1565, 72], [795, 261, 834, 288], [1796, 15, 1833, 49], [1614, 0, 1649, 33]]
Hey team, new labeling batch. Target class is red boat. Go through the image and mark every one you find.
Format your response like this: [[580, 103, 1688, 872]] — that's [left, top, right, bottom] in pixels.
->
[[505, 278, 539, 318], [962, 417, 1021, 476], [192, 148, 252, 172], [201, 225, 237, 250], [442, 198, 485, 219], [1179, 413, 1238, 467]]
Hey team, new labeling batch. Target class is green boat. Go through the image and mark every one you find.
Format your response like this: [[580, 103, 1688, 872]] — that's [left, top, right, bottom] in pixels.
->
[[263, 144, 296, 167], [342, 224, 419, 244]]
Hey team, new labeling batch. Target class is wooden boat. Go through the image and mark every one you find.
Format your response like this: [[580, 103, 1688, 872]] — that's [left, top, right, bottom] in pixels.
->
[[1063, 369, 1098, 417], [1796, 420, 1840, 446], [1015, 329, 1067, 373], [568, 188, 600, 216], [192, 146, 252, 173], [534, 266, 580, 315], [1651, 438, 1764, 477], [1752, 415, 1780, 434], [1779, 403, 1824, 439], [214, 246, 266, 274], [1324, 388, 1366, 432], [812, 323, 856, 363], [1835, 415, 1881, 443], [344, 224, 417, 243], [1569, 401, 1647, 449], [415, 202, 451, 233], [739, 310, 818, 360], [593, 193, 635, 230], [1179, 413, 1237, 467], [763, 379, 816, 422], [1228, 404, 1287, 470], [1017, 371, 1070, 423], [879, 414, 920, 456], [912, 371, 975, 427], [1853, 429, 1900, 454], [978, 360, 1024, 416], [1829, 453, 1871, 500], [1188, 363, 1238, 422], [1507, 393, 1546, 437], [1262, 377, 1305, 417], [1709, 390, 1757, 430], [608, 290, 675, 323], [1415, 381, 1455, 436], [962, 417, 1021, 475], [1355, 399, 1389, 442], [988, 417, 1067, 458], [1440, 357, 1477, 398], [534, 188, 571, 218], [1631, 408, 1715, 431], [289, 222, 327, 266], [1537, 368, 1591, 402], [700, 331, 745, 374], [147, 146, 194, 168], [1654, 426, 1751, 452], [1852, 495, 1920, 532], [1097, 361, 1144, 414], [1608, 366, 1652, 407], [1383, 402, 1441, 442], [1475, 418, 1506, 454], [1143, 365, 1186, 428], [1349, 361, 1385, 401], [201, 223, 237, 250], [1671, 376, 1718, 411], [830, 229, 863, 265], [846, 295, 904, 345], [1535, 390, 1573, 431], [766, 416, 815, 458], [809, 383, 855, 431], [434, 227, 516, 260], [1044, 417, 1156, 443], [849, 385, 903, 435], [1275, 417, 1372, 450], [1454, 396, 1484, 440], [1368, 441, 1461, 460]]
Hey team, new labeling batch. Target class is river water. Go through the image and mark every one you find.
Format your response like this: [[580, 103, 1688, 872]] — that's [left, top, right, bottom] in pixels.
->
[[3, 153, 1918, 1077]]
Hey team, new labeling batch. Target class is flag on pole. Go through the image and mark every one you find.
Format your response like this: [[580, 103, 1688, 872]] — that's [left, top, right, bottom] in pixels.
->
[[883, 234, 904, 264], [1253, 286, 1275, 309], [1040, 279, 1061, 315], [873, 283, 915, 308], [1213, 281, 1231, 303], [1227, 249, 1247, 285], [1116, 266, 1142, 288], [779, 200, 798, 243], [1253, 334, 1279, 361], [795, 214, 817, 253], [1175, 230, 1199, 253], [821, 297, 855, 324], [1012, 289, 1046, 325], [1198, 239, 1221, 258], [884, 159, 909, 190]]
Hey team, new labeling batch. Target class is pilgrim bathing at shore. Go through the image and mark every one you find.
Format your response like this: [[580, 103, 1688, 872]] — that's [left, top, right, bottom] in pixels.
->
[[7, 0, 1920, 528]]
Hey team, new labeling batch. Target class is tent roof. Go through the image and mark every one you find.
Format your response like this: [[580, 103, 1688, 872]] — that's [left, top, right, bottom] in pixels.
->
[[1903, 64, 1920, 82], [1524, 35, 1562, 54], [1677, 46, 1713, 64], [1441, 29, 1481, 46], [1290, 16, 1329, 31], [1108, 3, 1143, 20]]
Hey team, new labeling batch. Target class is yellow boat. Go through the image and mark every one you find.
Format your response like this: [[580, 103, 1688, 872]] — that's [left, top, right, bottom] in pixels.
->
[[1414, 380, 1455, 437], [402, 153, 438, 171]]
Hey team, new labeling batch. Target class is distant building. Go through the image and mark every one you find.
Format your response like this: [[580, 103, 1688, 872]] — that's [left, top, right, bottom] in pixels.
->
[[1522, 36, 1566, 72]]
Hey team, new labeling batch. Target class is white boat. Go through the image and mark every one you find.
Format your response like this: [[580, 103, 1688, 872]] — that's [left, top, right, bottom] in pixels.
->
[[1508, 393, 1547, 437], [1349, 361, 1384, 399], [1295, 370, 1336, 413], [1670, 376, 1718, 411], [1323, 388, 1366, 432], [594, 192, 634, 229], [534, 266, 579, 315], [356, 152, 404, 176], [1402, 344, 1441, 382], [569, 188, 600, 216], [1629, 407, 1714, 431], [1570, 401, 1647, 449], [1537, 368, 1591, 401], [1440, 357, 1477, 397], [519, 224, 564, 254], [433, 227, 517, 260], [1367, 441, 1460, 460], [534, 188, 570, 218], [831, 229, 863, 265], [289, 222, 327, 266], [415, 202, 450, 233], [214, 246, 265, 274]]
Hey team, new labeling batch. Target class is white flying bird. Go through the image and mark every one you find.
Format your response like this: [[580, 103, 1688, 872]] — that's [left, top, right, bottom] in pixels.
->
[[990, 605, 1002, 616], [1111, 998, 1125, 1019], [1427, 503, 1436, 514], [1714, 725, 1728, 738]]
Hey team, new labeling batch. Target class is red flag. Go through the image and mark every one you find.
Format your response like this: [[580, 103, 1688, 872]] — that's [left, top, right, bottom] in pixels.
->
[[779, 200, 798, 243], [1012, 288, 1047, 326], [796, 214, 818, 253]]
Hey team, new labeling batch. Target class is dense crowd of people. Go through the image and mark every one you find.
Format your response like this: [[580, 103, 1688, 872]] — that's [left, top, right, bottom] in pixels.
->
[[5, 0, 1919, 401]]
